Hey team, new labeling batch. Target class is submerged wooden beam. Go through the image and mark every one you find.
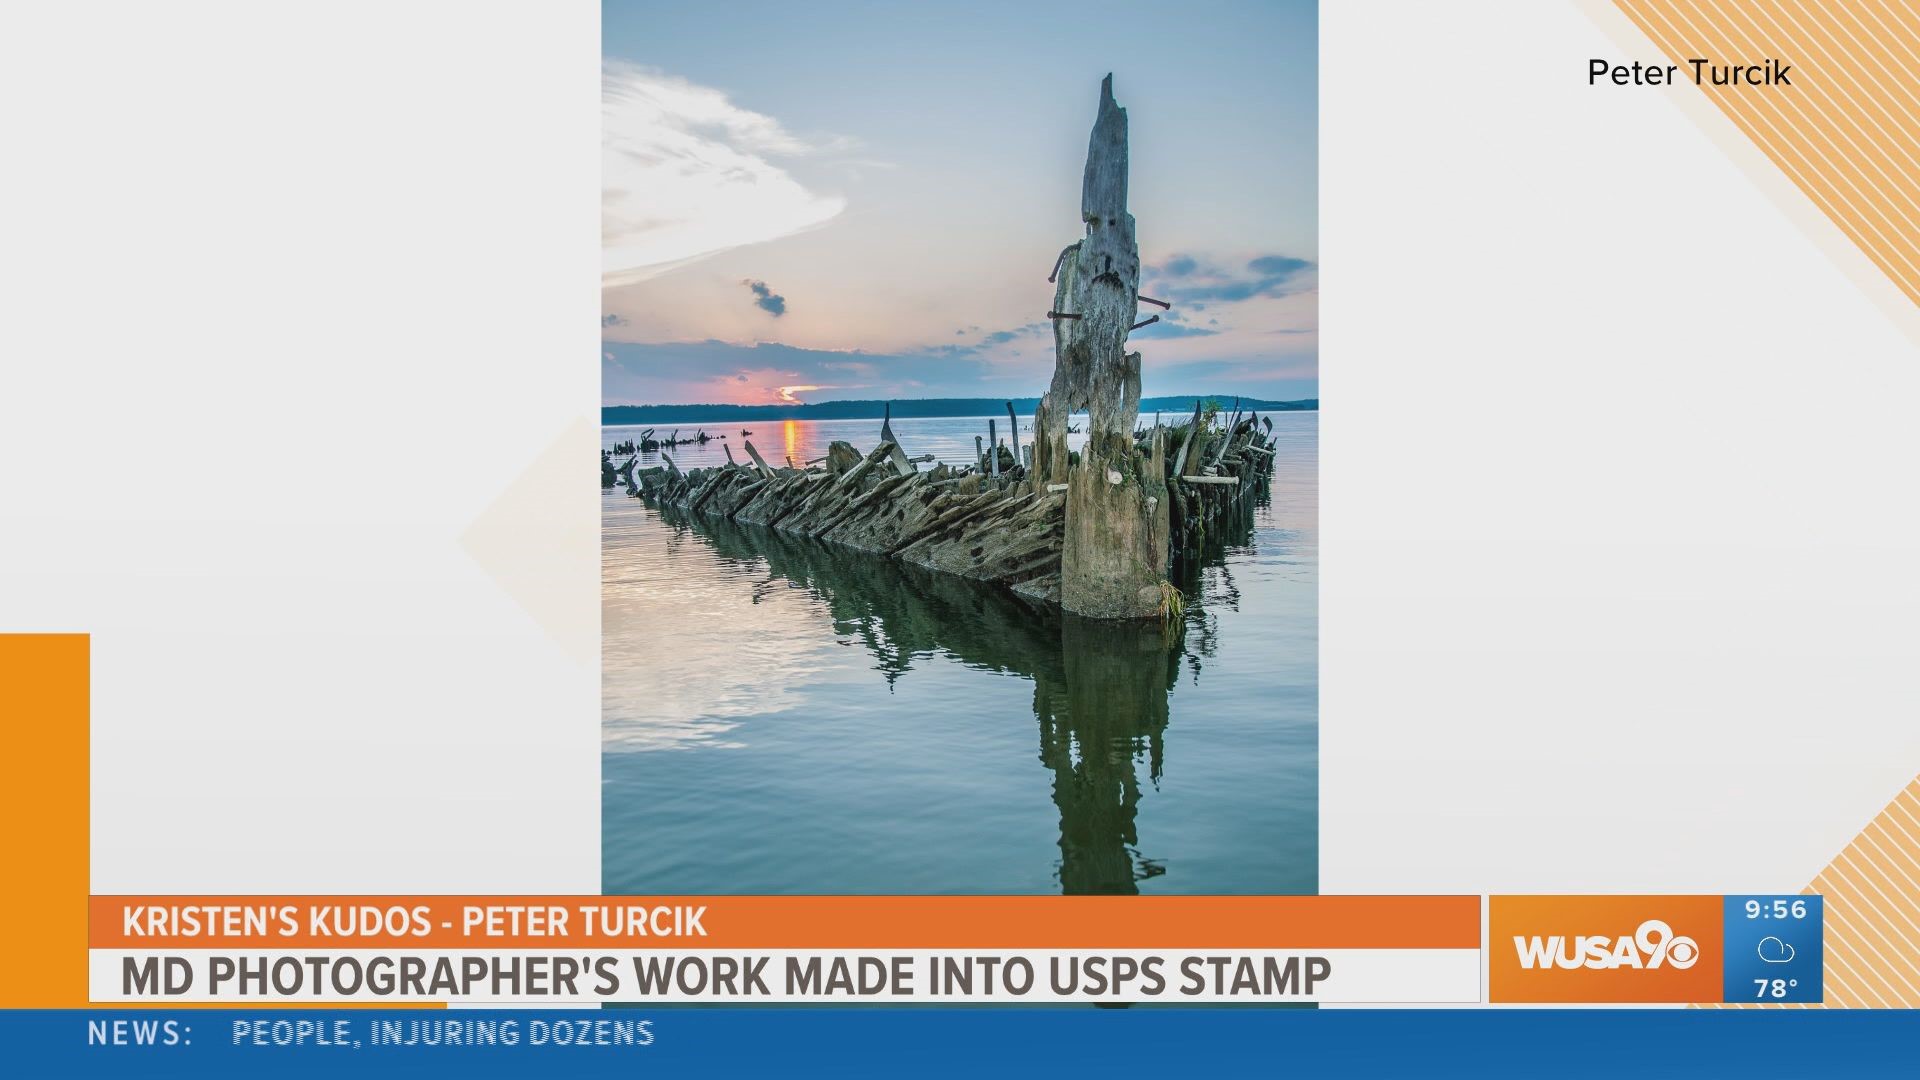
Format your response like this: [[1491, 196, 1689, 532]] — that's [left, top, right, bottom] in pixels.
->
[[623, 423, 1277, 604]]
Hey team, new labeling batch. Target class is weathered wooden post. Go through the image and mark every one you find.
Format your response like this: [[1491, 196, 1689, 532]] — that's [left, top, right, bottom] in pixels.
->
[[1043, 75, 1170, 619], [741, 439, 776, 480]]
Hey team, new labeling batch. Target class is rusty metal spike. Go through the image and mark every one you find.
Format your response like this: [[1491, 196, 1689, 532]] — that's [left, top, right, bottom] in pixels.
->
[[1048, 243, 1083, 284]]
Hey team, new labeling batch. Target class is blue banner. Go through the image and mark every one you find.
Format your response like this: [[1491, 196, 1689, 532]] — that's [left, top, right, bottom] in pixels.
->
[[3, 1008, 1918, 1077]]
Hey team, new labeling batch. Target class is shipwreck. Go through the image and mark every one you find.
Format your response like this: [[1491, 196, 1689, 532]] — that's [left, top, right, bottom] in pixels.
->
[[609, 76, 1278, 620]]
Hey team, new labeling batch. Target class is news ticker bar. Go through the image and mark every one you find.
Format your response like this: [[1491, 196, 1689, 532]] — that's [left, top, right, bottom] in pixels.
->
[[25, 1010, 1920, 1078], [86, 895, 1823, 1005]]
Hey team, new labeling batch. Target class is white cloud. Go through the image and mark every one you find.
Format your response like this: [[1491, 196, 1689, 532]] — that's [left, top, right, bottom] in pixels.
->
[[602, 62, 846, 287]]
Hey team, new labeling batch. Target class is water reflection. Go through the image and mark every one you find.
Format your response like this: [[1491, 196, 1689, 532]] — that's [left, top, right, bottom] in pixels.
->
[[649, 504, 1253, 895], [781, 419, 801, 467], [1038, 617, 1179, 894]]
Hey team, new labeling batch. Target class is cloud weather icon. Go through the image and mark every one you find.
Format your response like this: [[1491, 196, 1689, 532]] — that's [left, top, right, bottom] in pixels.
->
[[1757, 936, 1796, 964]]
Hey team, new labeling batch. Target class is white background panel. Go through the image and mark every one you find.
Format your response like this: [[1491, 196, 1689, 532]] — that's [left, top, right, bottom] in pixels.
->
[[0, 2, 601, 891], [1322, 0, 1920, 893]]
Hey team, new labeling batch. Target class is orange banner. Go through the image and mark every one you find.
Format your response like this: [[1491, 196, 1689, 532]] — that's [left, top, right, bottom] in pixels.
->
[[91, 895, 1480, 951], [1, 634, 88, 1008]]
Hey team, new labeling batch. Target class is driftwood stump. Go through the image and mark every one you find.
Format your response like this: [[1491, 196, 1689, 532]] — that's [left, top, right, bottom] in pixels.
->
[[1045, 76, 1170, 620]]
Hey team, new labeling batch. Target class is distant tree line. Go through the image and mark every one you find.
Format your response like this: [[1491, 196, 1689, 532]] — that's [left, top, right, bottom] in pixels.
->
[[602, 396, 1318, 425]]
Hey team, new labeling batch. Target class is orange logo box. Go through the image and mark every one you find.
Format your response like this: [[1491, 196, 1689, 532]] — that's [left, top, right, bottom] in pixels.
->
[[1490, 895, 1722, 1003]]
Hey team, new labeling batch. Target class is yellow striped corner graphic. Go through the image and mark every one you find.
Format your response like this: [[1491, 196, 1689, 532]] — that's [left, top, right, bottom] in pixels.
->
[[1706, 778, 1920, 1008], [1615, 0, 1920, 308], [1802, 778, 1920, 1007]]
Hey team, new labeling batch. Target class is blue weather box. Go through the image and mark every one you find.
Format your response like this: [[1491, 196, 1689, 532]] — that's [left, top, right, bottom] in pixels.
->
[[1722, 895, 1822, 1004]]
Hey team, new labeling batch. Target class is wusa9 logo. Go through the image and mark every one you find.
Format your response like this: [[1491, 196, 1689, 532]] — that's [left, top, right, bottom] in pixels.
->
[[1490, 897, 1721, 1002], [1513, 919, 1700, 971]]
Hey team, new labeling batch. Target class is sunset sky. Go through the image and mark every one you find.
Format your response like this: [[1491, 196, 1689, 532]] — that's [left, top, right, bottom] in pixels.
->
[[602, 0, 1317, 407]]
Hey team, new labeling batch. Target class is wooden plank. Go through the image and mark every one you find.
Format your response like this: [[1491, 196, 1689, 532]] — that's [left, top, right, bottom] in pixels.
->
[[879, 402, 916, 476], [1169, 400, 1203, 478], [1208, 397, 1242, 468], [836, 441, 896, 488], [741, 439, 777, 480]]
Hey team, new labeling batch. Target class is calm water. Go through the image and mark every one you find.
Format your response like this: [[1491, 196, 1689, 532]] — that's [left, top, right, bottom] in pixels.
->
[[603, 413, 1316, 895]]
